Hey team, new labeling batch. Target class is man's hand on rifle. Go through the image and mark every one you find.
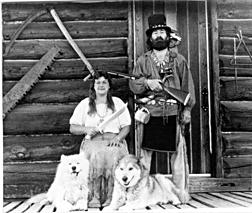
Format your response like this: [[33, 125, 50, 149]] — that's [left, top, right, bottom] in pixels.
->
[[146, 79, 163, 91], [181, 109, 191, 124]]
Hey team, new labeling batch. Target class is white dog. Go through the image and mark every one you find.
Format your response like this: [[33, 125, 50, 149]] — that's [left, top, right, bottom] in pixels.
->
[[103, 154, 181, 211], [27, 153, 89, 212]]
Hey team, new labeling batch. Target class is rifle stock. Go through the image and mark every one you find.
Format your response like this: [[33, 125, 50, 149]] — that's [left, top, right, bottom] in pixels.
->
[[162, 85, 190, 106]]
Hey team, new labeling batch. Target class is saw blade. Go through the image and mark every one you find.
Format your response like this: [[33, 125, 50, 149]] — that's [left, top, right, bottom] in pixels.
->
[[3, 46, 61, 119]]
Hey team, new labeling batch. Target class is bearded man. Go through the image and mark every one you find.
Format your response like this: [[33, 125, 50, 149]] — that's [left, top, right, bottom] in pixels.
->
[[129, 14, 196, 173]]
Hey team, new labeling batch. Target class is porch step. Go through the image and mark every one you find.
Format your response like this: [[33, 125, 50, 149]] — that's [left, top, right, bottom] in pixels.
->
[[3, 192, 252, 213]]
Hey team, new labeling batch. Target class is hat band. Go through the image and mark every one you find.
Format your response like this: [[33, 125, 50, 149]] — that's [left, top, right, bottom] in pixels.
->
[[151, 24, 167, 29]]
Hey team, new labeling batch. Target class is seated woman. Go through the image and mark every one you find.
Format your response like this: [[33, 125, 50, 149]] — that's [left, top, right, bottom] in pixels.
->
[[69, 71, 131, 208]]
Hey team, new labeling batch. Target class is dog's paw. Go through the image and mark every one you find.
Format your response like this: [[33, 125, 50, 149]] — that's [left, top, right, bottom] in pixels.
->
[[56, 201, 73, 212], [74, 199, 88, 211], [102, 205, 117, 211], [118, 205, 134, 211]]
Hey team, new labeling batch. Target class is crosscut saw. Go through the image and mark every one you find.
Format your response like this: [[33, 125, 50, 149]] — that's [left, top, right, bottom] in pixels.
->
[[3, 46, 61, 119]]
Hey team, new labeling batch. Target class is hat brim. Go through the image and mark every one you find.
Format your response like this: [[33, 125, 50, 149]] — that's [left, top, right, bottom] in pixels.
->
[[146, 26, 173, 36]]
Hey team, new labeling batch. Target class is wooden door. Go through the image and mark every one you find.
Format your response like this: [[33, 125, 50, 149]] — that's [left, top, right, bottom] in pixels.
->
[[132, 0, 211, 174]]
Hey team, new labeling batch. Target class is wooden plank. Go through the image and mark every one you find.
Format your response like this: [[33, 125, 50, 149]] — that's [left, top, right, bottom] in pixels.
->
[[218, 20, 252, 37], [189, 177, 252, 192], [3, 21, 127, 40], [209, 192, 252, 207], [24, 202, 44, 213], [2, 2, 128, 22], [222, 132, 252, 157], [197, 192, 245, 207], [221, 101, 252, 131], [220, 55, 252, 70], [39, 205, 55, 213], [244, 191, 252, 195], [3, 134, 82, 162], [217, 0, 252, 19], [3, 201, 23, 213], [220, 77, 252, 101], [3, 103, 75, 135], [3, 57, 128, 80], [8, 201, 31, 213], [192, 193, 234, 208], [4, 202, 10, 206], [3, 38, 127, 60], [188, 1, 201, 174], [232, 192, 252, 199], [3, 78, 130, 103], [219, 37, 252, 56], [210, 0, 223, 178], [198, 0, 210, 173], [220, 55, 252, 77], [177, 204, 194, 209], [187, 198, 211, 208], [159, 204, 178, 209], [223, 157, 252, 178], [4, 162, 57, 199], [190, 194, 215, 208], [226, 192, 252, 203]]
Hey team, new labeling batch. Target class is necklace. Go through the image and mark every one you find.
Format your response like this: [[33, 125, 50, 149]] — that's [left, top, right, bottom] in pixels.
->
[[151, 51, 173, 78], [96, 104, 108, 124]]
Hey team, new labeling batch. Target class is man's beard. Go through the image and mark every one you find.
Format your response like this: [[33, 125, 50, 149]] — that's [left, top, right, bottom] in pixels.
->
[[151, 37, 169, 51]]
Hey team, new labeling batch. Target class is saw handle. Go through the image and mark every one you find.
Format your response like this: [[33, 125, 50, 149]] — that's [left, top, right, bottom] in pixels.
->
[[49, 8, 96, 81]]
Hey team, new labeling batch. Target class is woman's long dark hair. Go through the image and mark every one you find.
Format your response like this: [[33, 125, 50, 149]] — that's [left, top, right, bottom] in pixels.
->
[[88, 71, 115, 115]]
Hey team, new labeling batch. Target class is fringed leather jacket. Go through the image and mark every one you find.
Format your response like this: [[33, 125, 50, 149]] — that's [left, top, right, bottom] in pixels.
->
[[129, 50, 196, 117]]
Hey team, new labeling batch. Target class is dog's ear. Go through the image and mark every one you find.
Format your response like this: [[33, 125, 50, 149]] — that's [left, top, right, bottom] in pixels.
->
[[60, 154, 66, 162], [137, 156, 149, 171], [115, 154, 126, 168]]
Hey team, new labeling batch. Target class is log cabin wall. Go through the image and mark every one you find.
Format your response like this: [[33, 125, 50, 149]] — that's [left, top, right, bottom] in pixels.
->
[[2, 1, 133, 199], [213, 0, 252, 179]]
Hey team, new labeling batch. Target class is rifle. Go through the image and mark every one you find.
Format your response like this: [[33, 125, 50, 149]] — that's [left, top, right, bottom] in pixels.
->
[[160, 83, 191, 106], [100, 70, 190, 106]]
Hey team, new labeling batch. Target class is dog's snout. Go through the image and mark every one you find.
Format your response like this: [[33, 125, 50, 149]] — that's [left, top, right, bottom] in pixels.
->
[[122, 176, 128, 182], [72, 166, 76, 171]]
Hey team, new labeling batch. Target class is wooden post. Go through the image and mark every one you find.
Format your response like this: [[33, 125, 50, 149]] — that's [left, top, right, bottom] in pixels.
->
[[209, 0, 223, 178]]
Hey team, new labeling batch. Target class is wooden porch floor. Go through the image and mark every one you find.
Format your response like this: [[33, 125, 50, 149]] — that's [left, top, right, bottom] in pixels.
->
[[3, 191, 252, 213]]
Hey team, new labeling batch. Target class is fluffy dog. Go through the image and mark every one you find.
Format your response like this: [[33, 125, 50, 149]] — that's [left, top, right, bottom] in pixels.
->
[[27, 153, 89, 212], [103, 154, 181, 211]]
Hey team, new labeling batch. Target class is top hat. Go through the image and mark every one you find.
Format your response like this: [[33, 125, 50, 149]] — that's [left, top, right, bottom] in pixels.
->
[[146, 14, 173, 36]]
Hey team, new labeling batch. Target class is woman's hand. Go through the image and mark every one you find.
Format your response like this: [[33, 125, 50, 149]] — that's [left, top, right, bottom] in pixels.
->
[[85, 127, 99, 138], [107, 136, 121, 147]]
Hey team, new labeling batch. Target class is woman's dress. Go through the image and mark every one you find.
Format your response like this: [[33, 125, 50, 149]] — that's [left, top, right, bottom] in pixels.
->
[[69, 97, 131, 207]]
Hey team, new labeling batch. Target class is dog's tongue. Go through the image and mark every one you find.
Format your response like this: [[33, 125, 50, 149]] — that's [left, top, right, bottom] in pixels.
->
[[72, 171, 79, 176]]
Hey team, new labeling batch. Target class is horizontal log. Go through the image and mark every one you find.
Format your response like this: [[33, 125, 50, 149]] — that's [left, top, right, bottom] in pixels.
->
[[189, 177, 252, 192], [3, 57, 128, 80], [3, 21, 128, 40], [223, 157, 252, 178], [3, 103, 76, 135], [222, 132, 252, 157], [4, 170, 252, 199], [218, 20, 252, 37], [217, 0, 252, 19], [3, 38, 127, 60], [220, 77, 252, 100], [2, 2, 128, 22], [3, 78, 130, 103], [219, 37, 252, 55], [3, 134, 83, 162], [219, 55, 252, 76], [220, 101, 252, 131]]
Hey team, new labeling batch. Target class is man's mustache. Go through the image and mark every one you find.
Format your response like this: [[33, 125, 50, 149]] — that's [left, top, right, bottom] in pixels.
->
[[154, 37, 165, 41]]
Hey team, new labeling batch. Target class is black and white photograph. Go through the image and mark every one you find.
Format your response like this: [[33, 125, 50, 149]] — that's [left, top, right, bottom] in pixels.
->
[[1, 0, 252, 212]]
